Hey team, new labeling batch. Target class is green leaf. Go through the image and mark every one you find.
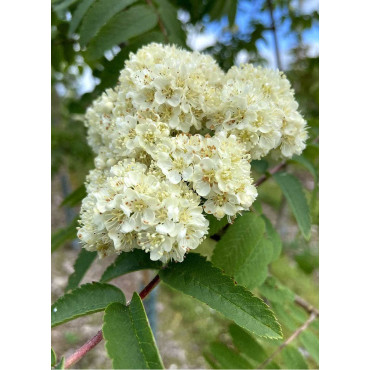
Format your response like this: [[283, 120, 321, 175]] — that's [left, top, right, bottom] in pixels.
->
[[273, 172, 311, 240], [203, 351, 221, 369], [291, 155, 318, 183], [258, 276, 295, 304], [103, 294, 164, 369], [53, 0, 78, 11], [159, 254, 282, 339], [65, 249, 97, 292], [262, 215, 282, 261], [68, 0, 96, 36], [86, 5, 158, 60], [212, 212, 265, 275], [282, 346, 308, 369], [51, 348, 57, 367], [79, 0, 137, 46], [54, 357, 65, 369], [227, 0, 238, 26], [51, 217, 78, 253], [60, 185, 86, 208], [51, 282, 125, 327], [100, 249, 162, 283], [234, 238, 273, 289], [209, 342, 253, 369], [206, 214, 228, 237], [300, 331, 319, 364], [154, 0, 186, 46], [229, 324, 267, 363]]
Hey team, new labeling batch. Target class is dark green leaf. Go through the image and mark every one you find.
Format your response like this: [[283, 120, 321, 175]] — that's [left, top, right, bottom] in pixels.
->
[[79, 0, 137, 46], [154, 0, 186, 46], [159, 254, 282, 339], [209, 342, 253, 369], [100, 249, 162, 283], [60, 185, 86, 208], [86, 5, 158, 60], [291, 155, 318, 182], [51, 348, 57, 367], [262, 215, 282, 261], [66, 249, 97, 292], [206, 214, 228, 237], [53, 0, 78, 11], [103, 294, 164, 369], [229, 324, 267, 363], [300, 331, 319, 364], [203, 351, 221, 369], [212, 212, 265, 275], [227, 0, 238, 26], [51, 282, 125, 327], [51, 217, 78, 253], [282, 346, 308, 369], [251, 159, 269, 173], [69, 0, 96, 36], [234, 238, 273, 289], [273, 172, 311, 240]]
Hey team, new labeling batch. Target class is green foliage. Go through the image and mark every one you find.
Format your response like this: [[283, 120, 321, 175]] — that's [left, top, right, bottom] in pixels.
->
[[79, 0, 137, 46], [159, 254, 282, 339], [51, 347, 57, 367], [85, 5, 158, 60], [103, 294, 164, 369], [100, 249, 162, 283], [207, 342, 253, 369], [259, 276, 295, 304], [212, 212, 266, 275], [65, 248, 97, 292], [51, 282, 126, 327], [282, 346, 308, 369], [262, 215, 282, 261], [300, 331, 319, 364], [60, 184, 86, 208], [273, 172, 311, 240], [54, 357, 65, 369], [51, 217, 78, 253], [68, 0, 96, 36]]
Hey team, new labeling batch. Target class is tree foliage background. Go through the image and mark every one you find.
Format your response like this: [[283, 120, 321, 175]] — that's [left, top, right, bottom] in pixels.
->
[[51, 0, 318, 368]]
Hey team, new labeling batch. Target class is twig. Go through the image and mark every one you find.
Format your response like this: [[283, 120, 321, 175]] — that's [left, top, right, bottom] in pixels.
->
[[267, 0, 282, 70], [294, 295, 319, 317], [145, 0, 169, 43], [63, 274, 161, 369], [254, 161, 287, 187], [257, 312, 317, 369]]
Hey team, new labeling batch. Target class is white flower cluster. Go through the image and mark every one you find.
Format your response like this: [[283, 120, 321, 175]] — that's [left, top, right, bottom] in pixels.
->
[[78, 43, 307, 263]]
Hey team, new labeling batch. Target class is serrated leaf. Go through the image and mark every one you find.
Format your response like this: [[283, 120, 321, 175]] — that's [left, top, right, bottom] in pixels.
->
[[51, 282, 125, 327], [79, 0, 137, 46], [300, 331, 319, 364], [66, 249, 97, 292], [209, 342, 253, 369], [159, 254, 282, 339], [86, 5, 158, 60], [273, 172, 311, 240], [262, 215, 282, 261], [235, 238, 273, 289], [54, 357, 65, 369], [154, 0, 186, 46], [68, 0, 96, 36], [206, 214, 228, 237], [60, 184, 86, 208], [103, 294, 164, 369], [282, 346, 308, 369], [258, 276, 295, 304], [212, 212, 265, 275], [229, 323, 267, 363], [51, 217, 78, 253], [100, 249, 162, 283], [51, 348, 57, 367]]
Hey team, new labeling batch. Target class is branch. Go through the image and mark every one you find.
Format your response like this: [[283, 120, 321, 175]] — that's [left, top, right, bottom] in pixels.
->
[[63, 274, 161, 369], [145, 0, 169, 43], [254, 161, 287, 187], [257, 312, 317, 369], [294, 295, 319, 317]]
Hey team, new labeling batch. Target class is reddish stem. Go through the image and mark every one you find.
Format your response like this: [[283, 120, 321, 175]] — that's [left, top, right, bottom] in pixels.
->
[[63, 275, 161, 369]]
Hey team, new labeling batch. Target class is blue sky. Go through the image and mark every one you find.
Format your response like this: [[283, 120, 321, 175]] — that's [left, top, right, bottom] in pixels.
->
[[187, 0, 319, 70]]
